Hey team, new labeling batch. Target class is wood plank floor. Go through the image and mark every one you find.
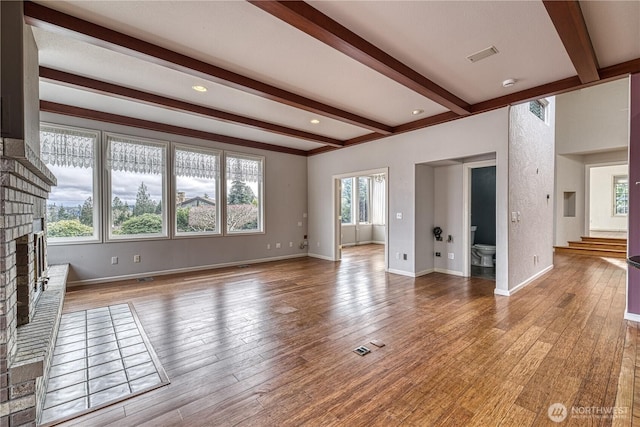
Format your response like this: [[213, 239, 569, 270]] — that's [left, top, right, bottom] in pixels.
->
[[56, 245, 632, 426]]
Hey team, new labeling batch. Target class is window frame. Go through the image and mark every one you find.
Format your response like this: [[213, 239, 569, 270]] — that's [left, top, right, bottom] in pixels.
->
[[104, 132, 169, 242], [224, 152, 265, 235], [613, 175, 629, 217], [40, 123, 102, 246], [341, 177, 355, 225], [529, 99, 549, 123], [173, 144, 222, 238]]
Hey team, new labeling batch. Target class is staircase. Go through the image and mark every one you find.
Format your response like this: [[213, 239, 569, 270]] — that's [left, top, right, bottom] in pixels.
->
[[554, 236, 627, 259]]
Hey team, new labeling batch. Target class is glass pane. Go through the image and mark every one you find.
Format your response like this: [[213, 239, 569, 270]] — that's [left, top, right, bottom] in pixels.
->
[[358, 177, 370, 223], [176, 148, 219, 234], [341, 178, 352, 224], [41, 126, 98, 242], [226, 155, 262, 233], [108, 137, 166, 238]]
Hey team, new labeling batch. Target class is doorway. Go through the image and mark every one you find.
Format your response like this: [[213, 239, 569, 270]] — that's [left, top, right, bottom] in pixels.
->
[[463, 160, 496, 279], [586, 163, 628, 238], [333, 168, 388, 270]]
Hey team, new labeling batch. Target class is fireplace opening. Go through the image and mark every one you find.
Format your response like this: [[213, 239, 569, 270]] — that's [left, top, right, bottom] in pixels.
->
[[15, 220, 47, 327]]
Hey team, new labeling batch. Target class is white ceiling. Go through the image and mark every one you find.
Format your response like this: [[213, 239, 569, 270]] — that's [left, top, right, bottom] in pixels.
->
[[31, 0, 640, 154]]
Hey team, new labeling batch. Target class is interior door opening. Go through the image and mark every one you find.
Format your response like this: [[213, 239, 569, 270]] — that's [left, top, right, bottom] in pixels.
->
[[333, 168, 388, 270]]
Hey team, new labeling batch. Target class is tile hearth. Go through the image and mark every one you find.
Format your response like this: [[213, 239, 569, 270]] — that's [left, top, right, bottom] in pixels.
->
[[41, 304, 169, 425]]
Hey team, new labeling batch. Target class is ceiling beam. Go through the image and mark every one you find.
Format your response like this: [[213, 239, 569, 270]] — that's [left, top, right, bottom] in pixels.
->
[[24, 1, 392, 135], [310, 57, 640, 155], [249, 1, 471, 116], [40, 101, 308, 156], [542, 0, 599, 84], [40, 67, 344, 148]]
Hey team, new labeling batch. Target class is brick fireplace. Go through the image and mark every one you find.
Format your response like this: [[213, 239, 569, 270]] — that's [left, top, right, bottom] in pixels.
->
[[1, 2, 67, 425]]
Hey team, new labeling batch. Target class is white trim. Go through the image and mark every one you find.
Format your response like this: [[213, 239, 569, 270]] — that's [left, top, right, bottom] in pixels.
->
[[624, 312, 640, 323], [307, 252, 334, 261], [434, 268, 464, 277], [68, 253, 308, 286], [493, 264, 554, 296]]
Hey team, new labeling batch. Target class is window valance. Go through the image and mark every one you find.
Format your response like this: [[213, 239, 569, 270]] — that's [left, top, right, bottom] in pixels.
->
[[107, 136, 166, 175], [226, 156, 262, 182], [40, 126, 97, 168], [175, 149, 219, 179]]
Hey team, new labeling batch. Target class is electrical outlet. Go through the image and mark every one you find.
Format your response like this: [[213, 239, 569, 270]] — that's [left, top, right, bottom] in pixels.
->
[[396, 252, 400, 260], [111, 256, 118, 265], [134, 254, 141, 263], [448, 253, 454, 260], [435, 252, 441, 257], [267, 244, 271, 250], [289, 242, 293, 247], [276, 243, 281, 248], [297, 221, 303, 227]]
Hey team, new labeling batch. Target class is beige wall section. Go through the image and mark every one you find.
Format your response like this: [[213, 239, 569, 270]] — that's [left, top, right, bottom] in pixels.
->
[[590, 164, 629, 232], [43, 112, 308, 284], [508, 99, 556, 292]]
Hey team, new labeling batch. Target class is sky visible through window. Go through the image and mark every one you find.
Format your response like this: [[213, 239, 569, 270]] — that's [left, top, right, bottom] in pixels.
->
[[49, 168, 257, 207]]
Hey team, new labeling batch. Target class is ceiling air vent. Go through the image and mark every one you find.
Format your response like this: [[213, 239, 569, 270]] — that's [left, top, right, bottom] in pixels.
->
[[466, 46, 499, 63]]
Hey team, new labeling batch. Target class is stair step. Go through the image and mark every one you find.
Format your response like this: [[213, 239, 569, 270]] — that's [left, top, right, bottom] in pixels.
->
[[580, 236, 627, 244], [568, 241, 627, 250], [554, 246, 627, 259]]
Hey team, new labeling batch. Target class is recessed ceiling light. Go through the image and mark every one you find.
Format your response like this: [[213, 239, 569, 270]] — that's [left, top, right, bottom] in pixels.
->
[[502, 78, 516, 88], [412, 109, 424, 116], [310, 119, 320, 124], [192, 85, 207, 92]]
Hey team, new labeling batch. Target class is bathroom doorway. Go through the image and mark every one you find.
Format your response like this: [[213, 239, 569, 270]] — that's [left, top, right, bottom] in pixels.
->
[[463, 160, 496, 280]]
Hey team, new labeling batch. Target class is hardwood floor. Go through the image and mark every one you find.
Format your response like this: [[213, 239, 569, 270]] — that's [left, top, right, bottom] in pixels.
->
[[56, 245, 631, 426]]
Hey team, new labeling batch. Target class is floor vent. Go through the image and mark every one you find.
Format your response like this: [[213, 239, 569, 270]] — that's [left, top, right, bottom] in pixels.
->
[[237, 264, 250, 268], [353, 346, 371, 356], [137, 277, 154, 282]]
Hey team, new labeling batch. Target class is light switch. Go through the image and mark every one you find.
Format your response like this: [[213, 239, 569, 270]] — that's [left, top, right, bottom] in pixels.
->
[[396, 212, 403, 220], [511, 212, 517, 222]]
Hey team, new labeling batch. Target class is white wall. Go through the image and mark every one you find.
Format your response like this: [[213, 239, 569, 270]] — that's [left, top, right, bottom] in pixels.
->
[[307, 108, 510, 282], [590, 164, 628, 231], [414, 164, 434, 275], [556, 77, 629, 155], [433, 165, 464, 275], [508, 99, 556, 292], [554, 77, 630, 246], [555, 155, 586, 245], [43, 112, 308, 284]]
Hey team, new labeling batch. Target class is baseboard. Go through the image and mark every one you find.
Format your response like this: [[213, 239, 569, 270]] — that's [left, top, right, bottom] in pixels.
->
[[68, 253, 309, 286], [307, 253, 334, 261], [434, 268, 464, 277], [371, 241, 385, 245], [494, 264, 554, 296], [624, 311, 640, 323], [386, 268, 416, 277]]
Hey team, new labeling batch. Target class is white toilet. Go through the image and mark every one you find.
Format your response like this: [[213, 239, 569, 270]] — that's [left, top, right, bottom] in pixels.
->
[[471, 225, 496, 267]]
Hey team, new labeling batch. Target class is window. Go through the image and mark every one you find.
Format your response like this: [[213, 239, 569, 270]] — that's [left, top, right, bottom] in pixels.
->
[[341, 178, 353, 224], [358, 177, 371, 223], [174, 146, 221, 236], [529, 99, 548, 122], [40, 124, 100, 243], [106, 134, 168, 239], [371, 174, 386, 225], [226, 153, 263, 233], [614, 175, 628, 216]]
